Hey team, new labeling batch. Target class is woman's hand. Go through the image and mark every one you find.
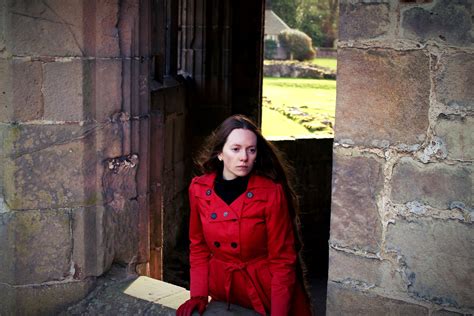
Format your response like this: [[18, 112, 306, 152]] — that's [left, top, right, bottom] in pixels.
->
[[176, 296, 208, 316]]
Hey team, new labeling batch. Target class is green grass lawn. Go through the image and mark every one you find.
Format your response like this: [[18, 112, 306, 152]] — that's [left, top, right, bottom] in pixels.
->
[[310, 57, 337, 71], [261, 106, 312, 138], [261, 77, 336, 138]]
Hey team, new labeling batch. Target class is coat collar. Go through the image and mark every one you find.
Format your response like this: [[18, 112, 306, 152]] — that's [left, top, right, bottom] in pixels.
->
[[193, 171, 276, 190]]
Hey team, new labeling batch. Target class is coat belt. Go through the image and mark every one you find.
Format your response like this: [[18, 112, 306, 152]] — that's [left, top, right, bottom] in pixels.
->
[[214, 256, 268, 315]]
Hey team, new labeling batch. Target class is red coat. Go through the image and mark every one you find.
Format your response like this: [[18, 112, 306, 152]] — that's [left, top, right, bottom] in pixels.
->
[[188, 172, 312, 316]]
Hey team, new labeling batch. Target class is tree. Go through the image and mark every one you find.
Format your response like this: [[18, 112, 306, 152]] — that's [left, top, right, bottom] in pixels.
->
[[270, 0, 338, 48], [278, 29, 316, 61]]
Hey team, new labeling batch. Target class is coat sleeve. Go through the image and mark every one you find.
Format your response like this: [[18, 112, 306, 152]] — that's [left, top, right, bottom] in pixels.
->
[[265, 183, 297, 316], [189, 180, 211, 297]]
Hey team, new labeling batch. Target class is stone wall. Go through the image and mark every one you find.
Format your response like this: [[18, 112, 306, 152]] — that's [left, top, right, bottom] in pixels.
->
[[0, 1, 150, 314], [329, 1, 473, 315], [263, 60, 336, 79]]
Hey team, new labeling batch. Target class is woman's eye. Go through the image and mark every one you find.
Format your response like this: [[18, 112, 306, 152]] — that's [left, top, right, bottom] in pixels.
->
[[231, 148, 239, 152], [249, 148, 256, 154]]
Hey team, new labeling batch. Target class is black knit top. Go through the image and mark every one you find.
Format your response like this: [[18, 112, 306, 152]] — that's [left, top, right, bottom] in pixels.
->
[[214, 171, 249, 205]]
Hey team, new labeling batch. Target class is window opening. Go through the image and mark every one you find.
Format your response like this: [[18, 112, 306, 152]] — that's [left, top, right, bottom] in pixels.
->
[[261, 1, 338, 314], [152, 0, 179, 85], [261, 1, 337, 139]]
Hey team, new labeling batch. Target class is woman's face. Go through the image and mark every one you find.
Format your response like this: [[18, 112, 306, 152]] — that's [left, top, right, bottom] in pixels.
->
[[218, 128, 257, 180]]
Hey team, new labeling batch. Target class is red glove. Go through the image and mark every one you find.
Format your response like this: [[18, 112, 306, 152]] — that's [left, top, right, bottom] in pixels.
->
[[176, 296, 208, 316]]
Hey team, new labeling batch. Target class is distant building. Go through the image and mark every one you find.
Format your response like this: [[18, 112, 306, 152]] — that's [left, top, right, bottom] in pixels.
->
[[264, 9, 291, 59]]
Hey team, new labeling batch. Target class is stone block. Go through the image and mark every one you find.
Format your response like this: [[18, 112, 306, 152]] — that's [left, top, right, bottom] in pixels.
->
[[328, 249, 407, 294], [1, 209, 72, 284], [42, 58, 123, 122], [3, 124, 85, 209], [0, 59, 44, 122], [0, 283, 15, 315], [435, 53, 474, 110], [330, 154, 384, 252], [43, 60, 84, 121], [386, 218, 474, 308], [339, 2, 390, 41], [95, 59, 123, 121], [435, 115, 473, 161], [335, 49, 430, 147], [112, 199, 139, 263], [11, 59, 43, 121], [15, 278, 95, 315], [83, 0, 120, 57], [391, 157, 472, 209], [0, 58, 12, 122], [72, 206, 110, 279], [432, 310, 464, 316], [2, 123, 111, 210], [0, 1, 6, 54], [102, 154, 140, 264], [8, 0, 85, 56], [401, 0, 473, 47], [326, 282, 429, 315], [117, 0, 139, 57], [0, 212, 15, 284]]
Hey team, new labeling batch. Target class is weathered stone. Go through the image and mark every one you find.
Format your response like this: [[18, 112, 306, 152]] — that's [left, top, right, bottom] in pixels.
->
[[15, 278, 95, 315], [339, 2, 390, 41], [262, 61, 335, 79], [326, 282, 429, 315], [11, 59, 43, 121], [84, 0, 120, 57], [0, 58, 44, 122], [43, 60, 84, 121], [102, 154, 139, 264], [6, 0, 124, 57], [72, 206, 110, 279], [111, 199, 139, 263], [435, 115, 473, 161], [0, 283, 15, 315], [435, 53, 474, 109], [0, 59, 12, 122], [391, 157, 472, 210], [330, 154, 384, 252], [335, 49, 430, 147], [328, 249, 407, 294], [0, 212, 15, 284], [2, 123, 116, 210], [117, 0, 140, 57], [48, 59, 124, 122], [386, 218, 474, 308], [0, 210, 72, 284], [8, 0, 85, 56], [0, 1, 6, 55], [401, 0, 473, 47], [95, 59, 122, 121], [432, 310, 464, 316], [3, 125, 87, 209], [0, 59, 43, 122]]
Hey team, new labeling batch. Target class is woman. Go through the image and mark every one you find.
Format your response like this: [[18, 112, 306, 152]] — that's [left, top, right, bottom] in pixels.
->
[[177, 115, 312, 316]]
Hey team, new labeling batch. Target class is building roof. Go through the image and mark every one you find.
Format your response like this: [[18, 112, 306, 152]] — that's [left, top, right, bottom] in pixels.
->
[[264, 9, 291, 36]]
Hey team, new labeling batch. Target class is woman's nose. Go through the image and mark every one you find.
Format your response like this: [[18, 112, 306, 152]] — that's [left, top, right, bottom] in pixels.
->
[[240, 151, 248, 161]]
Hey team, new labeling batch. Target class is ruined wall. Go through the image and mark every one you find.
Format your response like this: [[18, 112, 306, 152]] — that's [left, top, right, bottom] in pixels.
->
[[328, 0, 473, 314], [0, 1, 151, 314]]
